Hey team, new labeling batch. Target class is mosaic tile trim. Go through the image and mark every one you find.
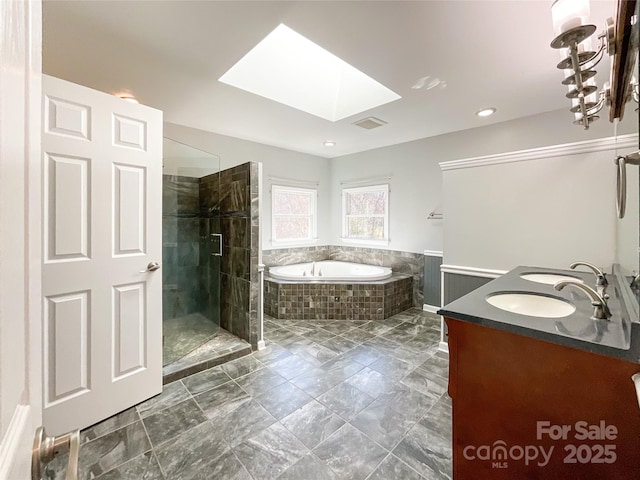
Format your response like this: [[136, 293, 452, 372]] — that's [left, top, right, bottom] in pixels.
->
[[264, 275, 412, 320]]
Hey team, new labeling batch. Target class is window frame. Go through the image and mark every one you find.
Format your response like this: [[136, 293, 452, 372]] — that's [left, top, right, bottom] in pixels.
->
[[341, 183, 389, 246], [271, 184, 318, 246]]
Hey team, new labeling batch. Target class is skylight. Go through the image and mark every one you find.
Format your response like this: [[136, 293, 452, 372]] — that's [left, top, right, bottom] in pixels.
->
[[219, 24, 401, 122]]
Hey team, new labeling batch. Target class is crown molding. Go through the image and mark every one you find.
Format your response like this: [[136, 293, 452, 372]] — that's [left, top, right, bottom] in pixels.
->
[[440, 134, 639, 171]]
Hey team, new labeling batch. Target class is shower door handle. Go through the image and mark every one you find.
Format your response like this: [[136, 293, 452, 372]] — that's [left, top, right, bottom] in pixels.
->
[[211, 233, 223, 256], [139, 261, 161, 273]]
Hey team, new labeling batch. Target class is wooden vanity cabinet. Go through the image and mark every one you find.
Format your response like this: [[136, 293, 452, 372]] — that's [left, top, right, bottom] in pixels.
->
[[446, 317, 640, 479]]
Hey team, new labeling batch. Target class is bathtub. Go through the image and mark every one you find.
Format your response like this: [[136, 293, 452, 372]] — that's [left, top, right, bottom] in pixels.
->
[[268, 260, 392, 282]]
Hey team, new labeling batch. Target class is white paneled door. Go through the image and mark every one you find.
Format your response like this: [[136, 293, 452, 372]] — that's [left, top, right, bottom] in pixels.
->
[[42, 75, 163, 435]]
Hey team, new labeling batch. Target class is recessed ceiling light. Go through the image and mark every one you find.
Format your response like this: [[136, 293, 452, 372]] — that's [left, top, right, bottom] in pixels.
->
[[219, 24, 401, 122], [323, 140, 336, 147], [476, 107, 496, 117]]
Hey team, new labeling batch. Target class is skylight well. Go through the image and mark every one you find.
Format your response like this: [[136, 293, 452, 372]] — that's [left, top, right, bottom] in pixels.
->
[[219, 24, 401, 122]]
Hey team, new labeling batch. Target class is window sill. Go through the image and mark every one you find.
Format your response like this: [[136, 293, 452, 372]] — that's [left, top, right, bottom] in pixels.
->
[[340, 237, 390, 247], [270, 239, 318, 249]]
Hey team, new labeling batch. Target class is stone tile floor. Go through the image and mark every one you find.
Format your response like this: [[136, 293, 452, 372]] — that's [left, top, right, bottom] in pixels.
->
[[45, 308, 452, 480]]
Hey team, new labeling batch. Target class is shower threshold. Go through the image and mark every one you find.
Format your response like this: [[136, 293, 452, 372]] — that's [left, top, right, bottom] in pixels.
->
[[162, 327, 251, 384]]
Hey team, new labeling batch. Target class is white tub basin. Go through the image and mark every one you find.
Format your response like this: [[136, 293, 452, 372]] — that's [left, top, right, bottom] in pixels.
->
[[486, 293, 576, 318], [268, 261, 392, 281], [520, 272, 584, 285]]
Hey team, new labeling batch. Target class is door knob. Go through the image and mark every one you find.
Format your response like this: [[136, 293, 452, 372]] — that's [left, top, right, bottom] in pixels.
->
[[32, 426, 79, 480], [139, 261, 161, 273]]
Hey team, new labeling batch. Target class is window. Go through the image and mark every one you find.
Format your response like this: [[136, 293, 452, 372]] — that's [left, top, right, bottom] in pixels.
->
[[272, 185, 317, 244], [342, 184, 389, 244]]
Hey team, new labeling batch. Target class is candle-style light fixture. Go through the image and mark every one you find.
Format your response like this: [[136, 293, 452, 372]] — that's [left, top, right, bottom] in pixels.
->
[[550, 0, 638, 129]]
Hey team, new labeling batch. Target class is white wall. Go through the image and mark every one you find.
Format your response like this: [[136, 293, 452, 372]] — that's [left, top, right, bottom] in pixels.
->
[[616, 162, 639, 274], [443, 140, 637, 271], [163, 122, 332, 250], [329, 139, 444, 253], [167, 105, 637, 271], [0, 0, 42, 477], [330, 108, 637, 257]]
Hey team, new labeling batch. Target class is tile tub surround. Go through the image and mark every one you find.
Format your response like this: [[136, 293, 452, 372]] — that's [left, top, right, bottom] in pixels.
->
[[263, 245, 425, 307], [264, 275, 413, 320], [45, 308, 452, 480]]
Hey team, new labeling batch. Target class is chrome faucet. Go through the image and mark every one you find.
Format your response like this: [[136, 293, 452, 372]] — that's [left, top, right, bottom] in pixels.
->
[[310, 261, 316, 276], [554, 280, 611, 320], [569, 261, 608, 294]]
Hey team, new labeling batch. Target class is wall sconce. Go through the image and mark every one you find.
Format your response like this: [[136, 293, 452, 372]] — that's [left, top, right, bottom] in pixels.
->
[[550, 0, 638, 129]]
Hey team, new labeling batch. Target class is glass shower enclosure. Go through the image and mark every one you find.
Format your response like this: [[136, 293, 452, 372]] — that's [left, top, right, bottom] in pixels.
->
[[162, 138, 222, 367]]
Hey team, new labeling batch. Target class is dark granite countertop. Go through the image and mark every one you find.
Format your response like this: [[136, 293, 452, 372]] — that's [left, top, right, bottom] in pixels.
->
[[438, 266, 640, 364]]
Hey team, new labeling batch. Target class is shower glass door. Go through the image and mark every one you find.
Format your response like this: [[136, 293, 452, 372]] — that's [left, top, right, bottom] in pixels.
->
[[162, 138, 221, 367]]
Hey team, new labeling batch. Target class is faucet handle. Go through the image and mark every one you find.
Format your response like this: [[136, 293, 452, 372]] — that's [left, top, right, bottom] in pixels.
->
[[554, 280, 611, 320], [569, 261, 608, 286]]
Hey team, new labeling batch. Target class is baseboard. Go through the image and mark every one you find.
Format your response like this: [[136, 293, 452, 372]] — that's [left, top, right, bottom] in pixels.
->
[[438, 341, 449, 354], [422, 304, 440, 314], [0, 404, 31, 480]]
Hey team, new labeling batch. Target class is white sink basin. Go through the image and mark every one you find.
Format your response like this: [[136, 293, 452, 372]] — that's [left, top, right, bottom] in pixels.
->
[[486, 293, 576, 318], [520, 273, 584, 285]]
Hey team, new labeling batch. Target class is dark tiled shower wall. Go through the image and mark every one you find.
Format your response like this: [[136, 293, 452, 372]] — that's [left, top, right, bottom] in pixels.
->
[[162, 175, 204, 321], [200, 162, 260, 348], [262, 246, 424, 307]]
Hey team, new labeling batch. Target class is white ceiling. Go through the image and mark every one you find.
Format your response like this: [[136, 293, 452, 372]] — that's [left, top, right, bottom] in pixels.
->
[[42, 0, 617, 158]]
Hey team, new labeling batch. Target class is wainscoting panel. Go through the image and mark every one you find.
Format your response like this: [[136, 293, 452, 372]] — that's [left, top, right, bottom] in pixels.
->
[[439, 265, 507, 352], [423, 251, 443, 309], [443, 273, 494, 305]]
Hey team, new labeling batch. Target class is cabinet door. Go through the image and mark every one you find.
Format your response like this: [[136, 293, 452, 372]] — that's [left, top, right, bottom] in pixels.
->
[[446, 318, 640, 479]]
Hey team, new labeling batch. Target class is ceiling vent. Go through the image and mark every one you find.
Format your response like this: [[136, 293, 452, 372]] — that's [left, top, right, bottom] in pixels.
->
[[353, 117, 387, 130]]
